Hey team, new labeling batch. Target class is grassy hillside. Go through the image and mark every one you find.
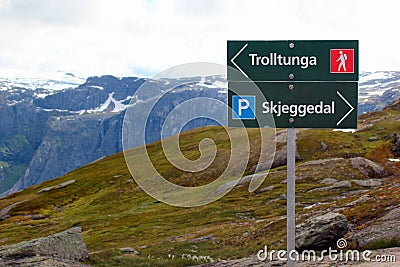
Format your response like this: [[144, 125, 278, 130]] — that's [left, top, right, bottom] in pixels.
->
[[0, 101, 399, 266]]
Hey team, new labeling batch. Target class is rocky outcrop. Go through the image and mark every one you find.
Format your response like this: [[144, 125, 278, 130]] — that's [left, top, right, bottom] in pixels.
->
[[390, 133, 400, 156], [319, 177, 338, 184], [0, 227, 88, 266], [271, 145, 301, 168], [309, 180, 352, 192], [299, 157, 345, 167], [255, 185, 274, 194], [320, 141, 328, 151], [346, 194, 372, 207], [119, 247, 140, 255], [250, 145, 301, 173], [348, 207, 400, 248], [351, 179, 382, 187], [0, 200, 26, 220], [350, 157, 388, 178], [37, 180, 76, 193], [295, 212, 349, 251]]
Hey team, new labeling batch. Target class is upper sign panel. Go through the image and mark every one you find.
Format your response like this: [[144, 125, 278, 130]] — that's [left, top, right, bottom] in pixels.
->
[[227, 40, 359, 81]]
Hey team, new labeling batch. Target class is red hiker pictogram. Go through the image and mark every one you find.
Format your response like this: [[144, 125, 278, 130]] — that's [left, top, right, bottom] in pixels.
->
[[330, 49, 354, 73]]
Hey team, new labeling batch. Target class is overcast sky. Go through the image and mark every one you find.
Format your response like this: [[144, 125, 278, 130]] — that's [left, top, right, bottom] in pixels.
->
[[0, 0, 399, 77]]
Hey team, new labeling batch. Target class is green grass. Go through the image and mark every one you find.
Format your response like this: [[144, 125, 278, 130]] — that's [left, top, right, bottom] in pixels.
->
[[89, 250, 203, 267], [364, 238, 400, 250]]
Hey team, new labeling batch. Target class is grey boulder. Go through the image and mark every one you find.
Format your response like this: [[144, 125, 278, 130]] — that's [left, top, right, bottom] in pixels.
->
[[295, 212, 349, 251]]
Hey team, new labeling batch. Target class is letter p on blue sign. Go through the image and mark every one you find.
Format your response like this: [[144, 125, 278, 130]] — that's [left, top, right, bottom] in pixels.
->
[[232, 95, 255, 119]]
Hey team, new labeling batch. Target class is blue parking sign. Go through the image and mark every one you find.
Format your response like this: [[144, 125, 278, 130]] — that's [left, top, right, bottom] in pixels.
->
[[232, 95, 255, 119]]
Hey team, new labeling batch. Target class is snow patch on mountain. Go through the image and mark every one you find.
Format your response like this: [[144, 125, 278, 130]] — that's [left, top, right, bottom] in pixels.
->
[[360, 71, 395, 83], [88, 85, 104, 90], [77, 93, 132, 114], [0, 71, 85, 92], [359, 71, 400, 101], [35, 93, 50, 99]]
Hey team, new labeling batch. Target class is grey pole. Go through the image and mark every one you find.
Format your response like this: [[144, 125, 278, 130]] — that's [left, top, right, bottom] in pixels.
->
[[287, 128, 296, 267]]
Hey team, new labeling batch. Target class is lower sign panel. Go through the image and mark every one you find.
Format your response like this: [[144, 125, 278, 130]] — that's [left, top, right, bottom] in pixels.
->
[[228, 82, 358, 129]]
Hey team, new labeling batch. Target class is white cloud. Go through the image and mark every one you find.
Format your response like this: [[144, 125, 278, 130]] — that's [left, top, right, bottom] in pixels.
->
[[0, 0, 399, 77]]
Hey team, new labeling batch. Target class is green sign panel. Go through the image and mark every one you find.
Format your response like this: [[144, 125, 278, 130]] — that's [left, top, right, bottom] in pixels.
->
[[228, 82, 358, 128], [228, 40, 359, 81]]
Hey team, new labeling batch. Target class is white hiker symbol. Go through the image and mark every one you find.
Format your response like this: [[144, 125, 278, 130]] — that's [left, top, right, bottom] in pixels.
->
[[336, 50, 347, 72]]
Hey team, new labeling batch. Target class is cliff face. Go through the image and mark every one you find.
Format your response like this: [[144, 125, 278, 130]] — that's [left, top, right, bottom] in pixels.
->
[[9, 113, 123, 191], [0, 100, 49, 194]]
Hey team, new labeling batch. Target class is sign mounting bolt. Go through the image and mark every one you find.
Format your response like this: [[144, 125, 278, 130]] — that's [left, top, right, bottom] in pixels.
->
[[289, 43, 294, 49], [289, 118, 295, 124], [289, 84, 294, 91], [289, 74, 294, 80]]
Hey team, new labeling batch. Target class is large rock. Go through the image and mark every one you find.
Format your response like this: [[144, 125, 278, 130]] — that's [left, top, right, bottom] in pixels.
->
[[319, 178, 338, 184], [0, 256, 84, 267], [391, 134, 400, 156], [295, 212, 349, 251], [37, 180, 76, 193], [272, 145, 301, 168], [299, 158, 345, 167], [331, 180, 352, 189], [349, 207, 400, 248], [352, 179, 382, 188], [346, 194, 372, 207], [0, 227, 88, 266], [309, 180, 352, 192], [350, 157, 388, 178], [250, 145, 300, 173]]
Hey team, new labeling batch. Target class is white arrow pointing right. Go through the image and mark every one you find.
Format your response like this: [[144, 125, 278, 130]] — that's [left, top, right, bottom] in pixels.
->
[[230, 43, 248, 78], [336, 91, 354, 126]]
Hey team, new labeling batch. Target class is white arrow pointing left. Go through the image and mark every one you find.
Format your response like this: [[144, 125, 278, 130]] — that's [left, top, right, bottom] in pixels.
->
[[230, 43, 248, 78], [336, 91, 355, 126]]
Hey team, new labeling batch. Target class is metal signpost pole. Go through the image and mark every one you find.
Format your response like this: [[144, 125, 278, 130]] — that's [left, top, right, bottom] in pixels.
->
[[287, 127, 296, 267]]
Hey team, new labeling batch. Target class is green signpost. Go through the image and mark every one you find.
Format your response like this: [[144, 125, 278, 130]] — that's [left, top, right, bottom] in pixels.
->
[[227, 40, 359, 267], [228, 40, 359, 128]]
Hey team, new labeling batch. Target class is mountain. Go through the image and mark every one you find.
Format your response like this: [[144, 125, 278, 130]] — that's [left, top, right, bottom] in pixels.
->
[[0, 73, 226, 195], [0, 100, 399, 266], [0, 71, 399, 196], [359, 71, 400, 114]]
